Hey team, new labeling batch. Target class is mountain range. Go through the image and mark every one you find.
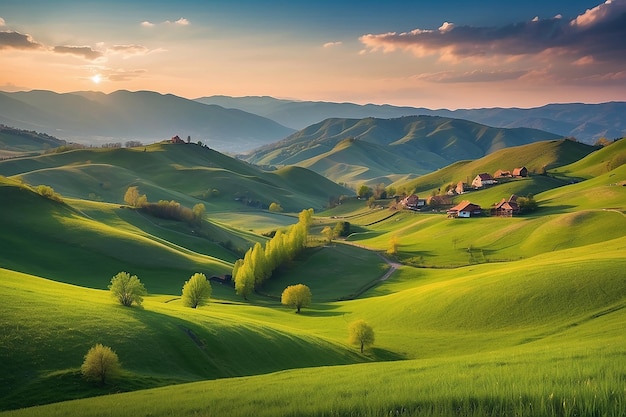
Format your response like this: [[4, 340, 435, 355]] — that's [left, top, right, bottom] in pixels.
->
[[0, 90, 623, 156], [0, 90, 294, 153]]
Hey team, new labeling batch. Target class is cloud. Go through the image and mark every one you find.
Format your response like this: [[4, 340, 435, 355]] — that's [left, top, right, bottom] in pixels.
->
[[173, 17, 189, 26], [0, 17, 5, 26], [53, 45, 103, 60], [143, 17, 190, 27], [109, 44, 150, 57], [359, 0, 626, 64], [0, 30, 43, 50], [323, 41, 342, 48]]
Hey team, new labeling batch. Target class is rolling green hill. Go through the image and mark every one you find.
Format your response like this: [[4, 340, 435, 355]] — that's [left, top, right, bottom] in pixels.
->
[[0, 142, 349, 212], [393, 138, 597, 196], [244, 115, 563, 185], [1, 131, 625, 416]]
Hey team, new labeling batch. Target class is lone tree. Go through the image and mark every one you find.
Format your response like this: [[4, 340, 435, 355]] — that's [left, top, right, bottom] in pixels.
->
[[348, 319, 375, 353], [81, 343, 121, 384], [109, 271, 147, 307], [182, 273, 212, 308], [281, 284, 312, 313]]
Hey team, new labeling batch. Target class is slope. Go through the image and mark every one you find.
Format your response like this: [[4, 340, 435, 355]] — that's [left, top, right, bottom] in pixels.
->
[[394, 138, 597, 196], [0, 268, 366, 411]]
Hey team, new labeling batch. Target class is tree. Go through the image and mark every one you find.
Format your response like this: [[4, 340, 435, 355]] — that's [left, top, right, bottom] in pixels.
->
[[182, 273, 212, 308], [321, 226, 335, 244], [124, 186, 146, 207], [192, 203, 206, 226], [81, 344, 121, 384], [357, 184, 372, 199], [334, 221, 350, 237], [387, 235, 399, 256], [517, 194, 538, 213], [268, 202, 283, 212], [108, 271, 147, 307], [348, 320, 375, 353], [281, 284, 312, 313]]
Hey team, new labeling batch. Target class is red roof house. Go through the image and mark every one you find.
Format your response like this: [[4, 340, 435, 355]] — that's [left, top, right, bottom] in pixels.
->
[[447, 200, 482, 218]]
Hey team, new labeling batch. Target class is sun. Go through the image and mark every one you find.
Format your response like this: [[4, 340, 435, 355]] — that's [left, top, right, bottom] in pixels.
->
[[90, 74, 102, 84]]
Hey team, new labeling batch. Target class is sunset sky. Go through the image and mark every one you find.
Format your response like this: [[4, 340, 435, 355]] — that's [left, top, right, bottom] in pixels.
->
[[1, 0, 625, 109]]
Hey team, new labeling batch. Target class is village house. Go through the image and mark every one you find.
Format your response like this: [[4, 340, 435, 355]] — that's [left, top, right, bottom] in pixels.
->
[[472, 173, 497, 189], [170, 135, 185, 144], [512, 166, 528, 177], [447, 200, 482, 218], [494, 169, 512, 178], [455, 181, 467, 195], [400, 194, 426, 210], [491, 195, 520, 217]]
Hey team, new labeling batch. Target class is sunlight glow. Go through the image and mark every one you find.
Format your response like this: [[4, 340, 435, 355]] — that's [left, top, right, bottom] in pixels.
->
[[90, 74, 102, 84]]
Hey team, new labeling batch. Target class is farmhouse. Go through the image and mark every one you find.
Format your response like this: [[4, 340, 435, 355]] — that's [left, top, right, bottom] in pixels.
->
[[455, 181, 468, 195], [492, 195, 520, 217], [401, 194, 426, 210], [170, 135, 185, 144], [472, 173, 497, 189], [209, 274, 233, 286], [494, 169, 512, 178], [512, 166, 528, 177], [447, 200, 482, 218]]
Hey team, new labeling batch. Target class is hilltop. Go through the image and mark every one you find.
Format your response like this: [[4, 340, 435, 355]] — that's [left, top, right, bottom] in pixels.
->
[[0, 125, 66, 158]]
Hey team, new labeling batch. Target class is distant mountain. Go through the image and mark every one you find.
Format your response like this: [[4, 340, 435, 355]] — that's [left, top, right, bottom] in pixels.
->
[[0, 90, 295, 153], [195, 96, 626, 144], [244, 115, 562, 185]]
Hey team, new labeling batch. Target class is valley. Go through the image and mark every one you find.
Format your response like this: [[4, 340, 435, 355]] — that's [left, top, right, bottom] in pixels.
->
[[0, 131, 624, 416]]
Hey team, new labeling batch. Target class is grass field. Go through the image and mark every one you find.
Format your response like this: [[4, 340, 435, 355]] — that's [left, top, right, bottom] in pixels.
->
[[1, 140, 624, 416]]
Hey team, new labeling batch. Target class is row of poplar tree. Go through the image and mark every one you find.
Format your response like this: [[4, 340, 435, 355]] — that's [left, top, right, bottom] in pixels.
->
[[232, 209, 313, 299]]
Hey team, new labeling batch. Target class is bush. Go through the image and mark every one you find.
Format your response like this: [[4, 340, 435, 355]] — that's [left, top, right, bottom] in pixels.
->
[[81, 344, 121, 384]]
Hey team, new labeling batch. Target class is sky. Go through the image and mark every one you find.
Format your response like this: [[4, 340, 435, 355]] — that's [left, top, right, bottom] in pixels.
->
[[0, 0, 625, 109]]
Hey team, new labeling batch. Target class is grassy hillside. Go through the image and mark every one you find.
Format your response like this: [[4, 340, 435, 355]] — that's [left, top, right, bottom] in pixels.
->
[[2, 238, 624, 415], [0, 125, 66, 154], [0, 268, 367, 411], [0, 142, 349, 212], [394, 138, 597, 196]]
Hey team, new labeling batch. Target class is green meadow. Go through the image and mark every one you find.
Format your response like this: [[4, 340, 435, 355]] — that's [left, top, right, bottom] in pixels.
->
[[0, 139, 625, 416]]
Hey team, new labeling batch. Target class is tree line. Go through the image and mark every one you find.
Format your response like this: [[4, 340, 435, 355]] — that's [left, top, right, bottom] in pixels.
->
[[124, 186, 205, 227], [232, 208, 313, 300]]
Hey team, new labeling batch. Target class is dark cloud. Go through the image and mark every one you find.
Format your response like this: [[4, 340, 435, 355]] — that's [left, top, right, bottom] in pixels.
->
[[360, 0, 626, 64], [420, 69, 528, 83], [0, 30, 43, 50], [53, 45, 103, 60]]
